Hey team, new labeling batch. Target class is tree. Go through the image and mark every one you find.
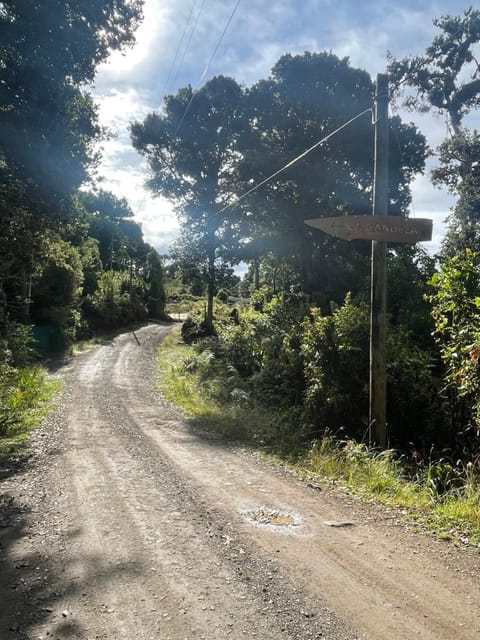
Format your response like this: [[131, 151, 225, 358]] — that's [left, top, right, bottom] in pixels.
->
[[80, 189, 137, 269], [0, 0, 143, 217], [132, 53, 427, 323], [388, 8, 480, 136], [386, 245, 436, 348], [435, 132, 480, 256], [131, 75, 246, 330], [78, 189, 168, 327], [388, 7, 480, 257], [427, 249, 480, 441], [31, 239, 84, 350], [0, 1, 147, 348], [144, 251, 167, 319], [80, 189, 135, 220], [236, 52, 427, 306]]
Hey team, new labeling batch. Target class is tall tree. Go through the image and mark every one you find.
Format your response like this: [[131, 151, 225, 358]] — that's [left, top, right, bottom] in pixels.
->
[[0, 0, 143, 216], [0, 0, 144, 340], [131, 75, 246, 330], [236, 52, 427, 305], [78, 189, 167, 325], [388, 7, 480, 256]]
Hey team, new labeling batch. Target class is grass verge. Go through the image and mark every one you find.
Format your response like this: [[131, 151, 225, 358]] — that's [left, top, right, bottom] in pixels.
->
[[0, 365, 61, 464], [157, 327, 480, 547]]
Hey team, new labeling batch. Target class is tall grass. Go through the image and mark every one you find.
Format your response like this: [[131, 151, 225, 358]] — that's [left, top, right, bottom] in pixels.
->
[[0, 364, 60, 462], [301, 436, 480, 544], [157, 328, 480, 546], [156, 328, 306, 452]]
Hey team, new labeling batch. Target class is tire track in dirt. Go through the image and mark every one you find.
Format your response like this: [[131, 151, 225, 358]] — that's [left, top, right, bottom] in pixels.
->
[[111, 324, 480, 640], [2, 323, 480, 640]]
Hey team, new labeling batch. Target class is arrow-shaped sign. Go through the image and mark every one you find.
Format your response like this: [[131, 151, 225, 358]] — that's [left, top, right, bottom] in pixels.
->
[[305, 215, 433, 243]]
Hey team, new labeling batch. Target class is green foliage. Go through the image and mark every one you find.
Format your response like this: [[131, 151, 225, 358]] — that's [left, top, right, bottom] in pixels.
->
[[0, 321, 37, 367], [176, 292, 433, 448], [427, 249, 480, 428], [387, 246, 436, 347], [302, 295, 369, 434], [388, 8, 480, 131], [0, 1, 158, 352], [0, 366, 52, 437], [32, 239, 84, 348], [386, 326, 435, 444], [131, 75, 246, 328], [437, 131, 480, 256], [388, 8, 480, 259], [158, 327, 309, 454], [85, 270, 148, 330], [0, 0, 143, 214], [0, 362, 60, 461], [237, 52, 426, 300], [134, 53, 427, 324], [217, 289, 308, 407], [302, 295, 434, 443], [304, 434, 480, 543], [79, 190, 135, 220], [158, 331, 480, 544], [145, 251, 167, 319]]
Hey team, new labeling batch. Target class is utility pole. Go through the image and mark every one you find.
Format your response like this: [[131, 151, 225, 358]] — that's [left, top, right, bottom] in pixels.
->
[[306, 73, 431, 448], [369, 73, 389, 448]]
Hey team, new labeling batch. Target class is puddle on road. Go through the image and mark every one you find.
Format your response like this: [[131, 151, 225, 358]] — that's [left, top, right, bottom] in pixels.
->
[[243, 508, 301, 532]]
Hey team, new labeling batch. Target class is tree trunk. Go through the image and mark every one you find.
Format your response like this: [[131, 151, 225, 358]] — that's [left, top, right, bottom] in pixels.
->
[[206, 249, 215, 332]]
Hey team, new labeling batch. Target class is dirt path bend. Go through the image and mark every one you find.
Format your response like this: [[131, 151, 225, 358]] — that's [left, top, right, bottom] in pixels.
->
[[1, 324, 480, 640]]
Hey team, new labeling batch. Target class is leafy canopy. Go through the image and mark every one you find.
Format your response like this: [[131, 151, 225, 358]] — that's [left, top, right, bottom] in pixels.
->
[[0, 0, 144, 213], [236, 52, 427, 301], [131, 75, 246, 326], [388, 7, 480, 132]]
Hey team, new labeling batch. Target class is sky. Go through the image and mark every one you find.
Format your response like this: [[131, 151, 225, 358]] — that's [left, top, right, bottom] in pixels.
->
[[90, 0, 478, 255]]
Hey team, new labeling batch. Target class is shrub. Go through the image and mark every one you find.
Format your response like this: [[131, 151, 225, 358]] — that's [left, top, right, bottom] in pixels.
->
[[301, 295, 370, 437], [84, 271, 148, 330], [427, 249, 480, 445]]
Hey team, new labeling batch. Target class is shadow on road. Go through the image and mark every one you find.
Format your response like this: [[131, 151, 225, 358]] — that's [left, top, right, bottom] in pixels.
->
[[0, 492, 142, 639]]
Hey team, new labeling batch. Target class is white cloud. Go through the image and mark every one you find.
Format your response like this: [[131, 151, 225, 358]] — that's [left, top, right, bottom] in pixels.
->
[[90, 0, 472, 255], [96, 1, 170, 76], [94, 162, 179, 254]]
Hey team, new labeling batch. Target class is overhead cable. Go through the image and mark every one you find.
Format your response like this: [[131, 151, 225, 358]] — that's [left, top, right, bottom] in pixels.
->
[[170, 0, 207, 91], [199, 0, 241, 82], [165, 0, 199, 95], [174, 0, 242, 136], [217, 107, 373, 214]]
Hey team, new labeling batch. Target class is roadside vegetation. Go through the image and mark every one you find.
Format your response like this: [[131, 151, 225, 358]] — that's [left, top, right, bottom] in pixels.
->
[[3, 1, 480, 543], [0, 324, 60, 463], [151, 8, 480, 547], [157, 290, 480, 546], [0, 2, 167, 463]]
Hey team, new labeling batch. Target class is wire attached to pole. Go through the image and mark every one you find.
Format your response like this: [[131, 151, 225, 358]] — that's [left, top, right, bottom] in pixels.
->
[[217, 107, 373, 214]]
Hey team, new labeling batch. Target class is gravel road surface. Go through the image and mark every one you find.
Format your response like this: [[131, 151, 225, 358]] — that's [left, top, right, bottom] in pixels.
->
[[1, 323, 480, 640]]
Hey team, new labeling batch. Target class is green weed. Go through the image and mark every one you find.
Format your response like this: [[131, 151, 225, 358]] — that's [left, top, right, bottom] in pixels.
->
[[157, 327, 480, 547], [0, 365, 60, 462]]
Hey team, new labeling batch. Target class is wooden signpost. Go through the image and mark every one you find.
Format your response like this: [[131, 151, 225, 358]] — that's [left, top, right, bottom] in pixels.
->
[[305, 215, 433, 244], [305, 74, 433, 448]]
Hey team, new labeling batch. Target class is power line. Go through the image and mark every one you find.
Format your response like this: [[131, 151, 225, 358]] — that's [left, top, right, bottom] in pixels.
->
[[170, 0, 207, 91], [217, 107, 373, 214], [199, 0, 241, 82], [174, 0, 242, 136], [165, 0, 199, 95]]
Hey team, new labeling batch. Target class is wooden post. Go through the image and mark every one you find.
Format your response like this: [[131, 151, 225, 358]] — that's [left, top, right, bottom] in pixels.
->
[[369, 73, 389, 448]]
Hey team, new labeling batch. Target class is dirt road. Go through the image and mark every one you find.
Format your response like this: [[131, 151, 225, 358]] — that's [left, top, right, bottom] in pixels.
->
[[1, 323, 480, 639]]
